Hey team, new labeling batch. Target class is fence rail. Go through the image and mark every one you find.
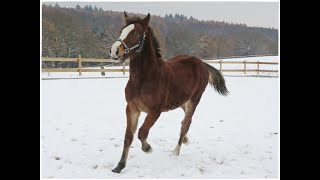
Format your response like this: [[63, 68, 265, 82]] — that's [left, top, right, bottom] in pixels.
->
[[203, 54, 277, 60], [42, 56, 278, 76], [42, 57, 129, 63], [206, 61, 278, 65]]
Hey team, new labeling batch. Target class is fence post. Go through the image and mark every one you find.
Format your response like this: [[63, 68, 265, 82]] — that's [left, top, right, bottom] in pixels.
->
[[100, 66, 105, 76], [257, 61, 260, 75], [122, 62, 126, 75], [219, 59, 222, 73], [78, 55, 82, 76], [244, 60, 246, 74]]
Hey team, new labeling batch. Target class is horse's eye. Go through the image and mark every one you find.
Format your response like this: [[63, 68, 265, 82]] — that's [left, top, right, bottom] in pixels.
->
[[133, 31, 139, 36]]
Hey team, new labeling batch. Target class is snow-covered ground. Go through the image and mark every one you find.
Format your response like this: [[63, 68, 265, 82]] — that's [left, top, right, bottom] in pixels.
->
[[41, 76, 279, 178], [41, 56, 279, 79]]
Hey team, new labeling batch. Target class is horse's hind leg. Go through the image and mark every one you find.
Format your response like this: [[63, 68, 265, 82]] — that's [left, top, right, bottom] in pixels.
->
[[112, 105, 140, 173], [173, 99, 200, 156], [180, 104, 189, 144]]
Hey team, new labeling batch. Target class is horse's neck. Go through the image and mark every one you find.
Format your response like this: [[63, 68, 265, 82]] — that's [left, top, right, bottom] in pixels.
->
[[129, 36, 163, 83]]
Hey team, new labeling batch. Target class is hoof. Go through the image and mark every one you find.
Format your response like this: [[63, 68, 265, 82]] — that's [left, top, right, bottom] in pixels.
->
[[172, 145, 181, 156], [112, 163, 125, 173], [172, 149, 180, 156], [112, 167, 122, 173], [142, 144, 153, 154]]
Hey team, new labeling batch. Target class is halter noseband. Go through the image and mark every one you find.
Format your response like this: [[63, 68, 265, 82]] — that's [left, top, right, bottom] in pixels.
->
[[117, 32, 146, 62]]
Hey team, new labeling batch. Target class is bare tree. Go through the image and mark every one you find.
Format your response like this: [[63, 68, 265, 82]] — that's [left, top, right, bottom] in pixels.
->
[[213, 36, 227, 59], [235, 39, 257, 56]]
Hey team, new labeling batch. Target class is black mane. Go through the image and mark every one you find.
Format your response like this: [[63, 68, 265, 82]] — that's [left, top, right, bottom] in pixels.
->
[[125, 16, 162, 58]]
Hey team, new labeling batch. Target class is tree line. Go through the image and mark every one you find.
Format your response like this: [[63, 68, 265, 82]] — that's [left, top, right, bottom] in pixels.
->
[[42, 4, 278, 68]]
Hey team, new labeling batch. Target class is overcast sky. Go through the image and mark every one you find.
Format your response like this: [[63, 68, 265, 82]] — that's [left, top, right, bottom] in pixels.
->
[[44, 1, 279, 29]]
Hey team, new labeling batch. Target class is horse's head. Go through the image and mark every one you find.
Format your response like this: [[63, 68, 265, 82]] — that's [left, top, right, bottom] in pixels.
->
[[110, 11, 150, 62]]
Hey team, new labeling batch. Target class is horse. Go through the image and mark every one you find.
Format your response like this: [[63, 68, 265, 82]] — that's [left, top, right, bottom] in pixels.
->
[[109, 12, 229, 173]]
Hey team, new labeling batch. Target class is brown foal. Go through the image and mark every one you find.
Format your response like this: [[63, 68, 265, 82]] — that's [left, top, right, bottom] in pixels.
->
[[110, 12, 229, 173]]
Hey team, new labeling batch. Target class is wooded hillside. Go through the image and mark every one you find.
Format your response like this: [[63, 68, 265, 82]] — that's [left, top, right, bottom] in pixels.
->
[[42, 4, 278, 60]]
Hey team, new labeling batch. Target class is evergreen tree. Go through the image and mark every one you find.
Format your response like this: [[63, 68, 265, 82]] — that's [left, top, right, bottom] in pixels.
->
[[54, 3, 60, 8], [94, 6, 98, 12]]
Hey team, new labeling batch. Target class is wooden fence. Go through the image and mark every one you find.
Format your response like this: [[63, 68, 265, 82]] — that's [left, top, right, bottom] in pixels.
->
[[42, 56, 129, 75], [42, 56, 278, 76], [207, 59, 278, 75]]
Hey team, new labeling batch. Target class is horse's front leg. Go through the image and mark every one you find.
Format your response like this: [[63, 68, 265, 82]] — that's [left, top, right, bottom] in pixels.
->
[[138, 111, 161, 153], [112, 105, 140, 173]]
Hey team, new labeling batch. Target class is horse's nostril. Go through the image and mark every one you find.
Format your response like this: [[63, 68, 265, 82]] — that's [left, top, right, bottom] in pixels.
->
[[116, 48, 119, 55]]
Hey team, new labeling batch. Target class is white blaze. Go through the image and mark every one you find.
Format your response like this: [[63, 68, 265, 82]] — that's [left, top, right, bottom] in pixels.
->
[[110, 24, 135, 57]]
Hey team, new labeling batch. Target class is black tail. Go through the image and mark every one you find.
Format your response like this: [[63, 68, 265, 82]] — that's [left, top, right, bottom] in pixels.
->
[[205, 63, 229, 96]]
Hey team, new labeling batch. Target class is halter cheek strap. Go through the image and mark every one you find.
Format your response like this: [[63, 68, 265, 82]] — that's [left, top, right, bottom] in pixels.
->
[[117, 32, 146, 58], [135, 32, 146, 53]]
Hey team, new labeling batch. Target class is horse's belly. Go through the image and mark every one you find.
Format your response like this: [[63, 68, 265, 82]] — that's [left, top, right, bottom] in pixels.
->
[[162, 104, 181, 112], [162, 98, 189, 112]]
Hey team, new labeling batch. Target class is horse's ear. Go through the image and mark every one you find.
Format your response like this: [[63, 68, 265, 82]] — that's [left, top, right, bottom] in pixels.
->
[[124, 11, 129, 24], [141, 13, 150, 27]]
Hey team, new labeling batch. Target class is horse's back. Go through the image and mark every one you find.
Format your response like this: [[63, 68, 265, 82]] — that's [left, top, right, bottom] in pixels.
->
[[166, 55, 202, 64], [165, 55, 208, 76]]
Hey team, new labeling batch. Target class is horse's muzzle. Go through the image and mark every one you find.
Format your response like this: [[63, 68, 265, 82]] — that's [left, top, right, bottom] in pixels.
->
[[110, 52, 120, 60], [110, 52, 127, 63]]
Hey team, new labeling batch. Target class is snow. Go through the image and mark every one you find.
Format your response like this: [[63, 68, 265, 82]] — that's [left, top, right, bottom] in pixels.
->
[[41, 56, 279, 79], [41, 75, 279, 178]]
